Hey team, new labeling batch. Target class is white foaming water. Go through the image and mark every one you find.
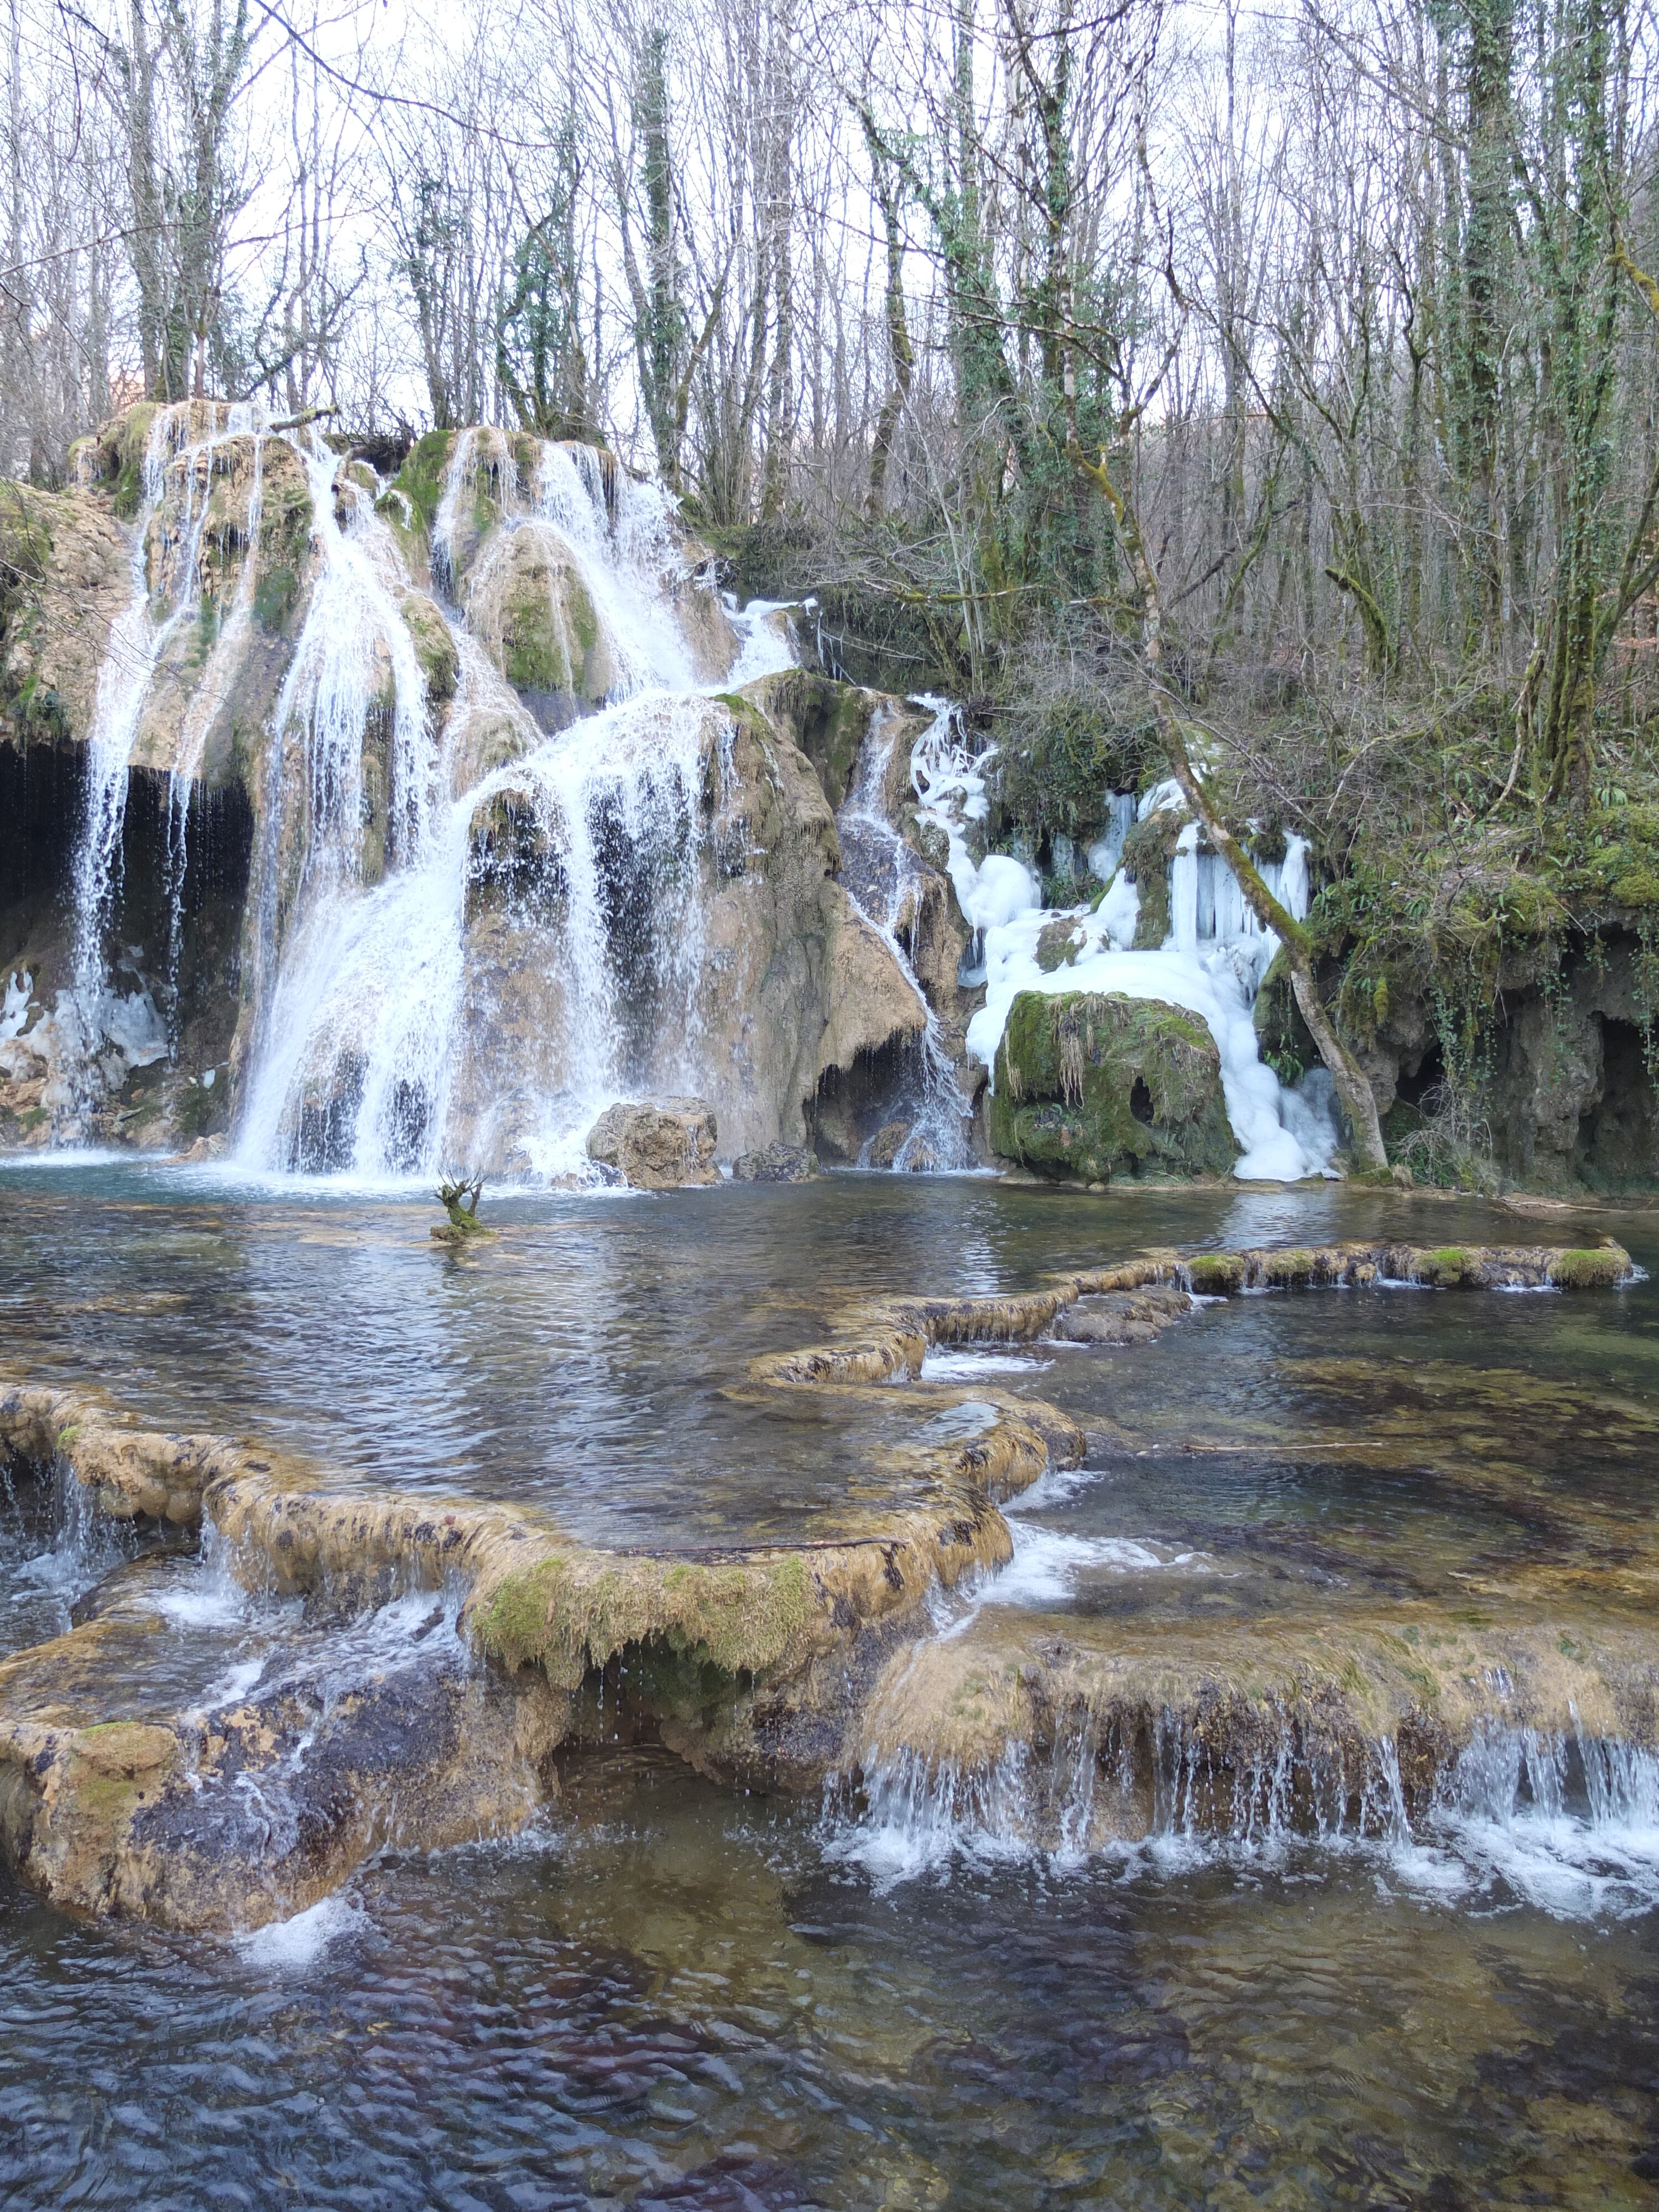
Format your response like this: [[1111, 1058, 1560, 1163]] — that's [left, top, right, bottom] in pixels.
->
[[836, 703, 973, 1169], [910, 701, 1340, 1181], [231, 421, 789, 1181], [61, 404, 260, 1104], [163, 413, 267, 1035], [530, 440, 695, 696], [724, 596, 799, 685], [1426, 1719, 1659, 1919], [437, 428, 693, 702], [277, 430, 434, 896], [920, 1348, 1053, 1380], [234, 1892, 367, 1970], [66, 405, 180, 1021], [827, 1709, 1659, 1921], [994, 1522, 1212, 1606], [238, 681, 722, 1178]]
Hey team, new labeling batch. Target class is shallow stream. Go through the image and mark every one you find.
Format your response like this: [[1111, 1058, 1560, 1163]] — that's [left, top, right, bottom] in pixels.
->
[[4, 1164, 1659, 2206]]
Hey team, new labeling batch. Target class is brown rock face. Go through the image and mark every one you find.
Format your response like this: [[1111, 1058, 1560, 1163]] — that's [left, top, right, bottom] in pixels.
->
[[868, 1118, 911, 1169], [586, 1098, 720, 1188], [731, 1140, 818, 1182]]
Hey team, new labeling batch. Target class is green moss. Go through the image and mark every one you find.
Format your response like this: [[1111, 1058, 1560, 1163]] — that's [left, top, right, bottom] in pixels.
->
[[990, 990, 1235, 1181], [253, 564, 297, 635], [503, 621, 570, 695], [1035, 920, 1083, 973], [499, 567, 598, 697], [1611, 866, 1659, 909], [1260, 1248, 1317, 1286], [1120, 810, 1183, 948], [1185, 1252, 1244, 1295], [993, 687, 1155, 849], [400, 598, 458, 703], [8, 671, 69, 744], [248, 472, 313, 637], [1415, 1246, 1474, 1286], [173, 1081, 218, 1139], [1546, 1245, 1631, 1288], [193, 594, 221, 662], [109, 403, 159, 519], [476, 1547, 814, 1693], [1253, 946, 1317, 1080], [392, 431, 456, 538]]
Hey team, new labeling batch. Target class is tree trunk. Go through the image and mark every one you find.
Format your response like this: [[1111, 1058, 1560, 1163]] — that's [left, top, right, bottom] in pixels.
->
[[1069, 436, 1390, 1171]]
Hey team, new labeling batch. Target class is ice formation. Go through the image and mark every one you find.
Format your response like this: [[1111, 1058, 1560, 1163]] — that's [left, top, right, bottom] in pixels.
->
[[909, 701, 1342, 1180]]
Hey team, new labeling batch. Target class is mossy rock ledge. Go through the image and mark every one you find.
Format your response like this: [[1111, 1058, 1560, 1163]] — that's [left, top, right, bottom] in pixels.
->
[[990, 989, 1235, 1181]]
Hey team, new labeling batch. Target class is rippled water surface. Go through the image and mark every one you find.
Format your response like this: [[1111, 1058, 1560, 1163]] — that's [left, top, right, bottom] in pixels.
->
[[5, 1757, 1659, 2208], [4, 1162, 1659, 2205]]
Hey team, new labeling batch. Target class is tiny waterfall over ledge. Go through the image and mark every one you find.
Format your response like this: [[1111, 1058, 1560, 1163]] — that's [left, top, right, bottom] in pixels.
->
[[826, 1715, 1659, 1918]]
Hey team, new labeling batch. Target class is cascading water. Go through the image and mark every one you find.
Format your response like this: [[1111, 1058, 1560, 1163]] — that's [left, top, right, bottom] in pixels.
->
[[530, 439, 694, 696], [910, 701, 1340, 1180], [829, 1709, 1659, 1914], [835, 702, 972, 1170], [66, 404, 175, 1027], [162, 411, 266, 1042], [59, 405, 239, 1101], [276, 429, 434, 895], [39, 400, 284, 1125], [237, 682, 721, 1180], [235, 431, 737, 1180]]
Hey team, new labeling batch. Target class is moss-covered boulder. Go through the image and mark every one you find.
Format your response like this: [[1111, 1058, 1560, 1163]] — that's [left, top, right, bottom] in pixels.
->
[[400, 590, 458, 705], [989, 990, 1236, 1180]]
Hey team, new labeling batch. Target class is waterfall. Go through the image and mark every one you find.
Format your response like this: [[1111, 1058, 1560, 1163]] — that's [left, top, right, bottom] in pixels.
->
[[50, 400, 272, 1118], [274, 429, 434, 898], [234, 431, 735, 1181], [236, 680, 721, 1180], [163, 413, 266, 1042], [835, 703, 972, 1170], [911, 702, 1341, 1180], [827, 1712, 1659, 1915]]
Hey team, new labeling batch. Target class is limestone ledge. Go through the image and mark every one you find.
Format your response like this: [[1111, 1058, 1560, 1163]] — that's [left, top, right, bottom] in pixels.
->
[[744, 1235, 1639, 1387], [0, 1233, 1645, 1928], [0, 1366, 1076, 1927], [839, 1607, 1659, 1850]]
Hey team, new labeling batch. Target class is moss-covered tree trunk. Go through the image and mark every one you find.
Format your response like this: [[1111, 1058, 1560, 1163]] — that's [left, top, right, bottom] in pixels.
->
[[1068, 436, 1390, 1172]]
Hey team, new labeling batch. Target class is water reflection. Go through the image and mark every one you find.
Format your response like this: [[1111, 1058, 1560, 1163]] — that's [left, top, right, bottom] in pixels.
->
[[4, 1166, 1658, 2206]]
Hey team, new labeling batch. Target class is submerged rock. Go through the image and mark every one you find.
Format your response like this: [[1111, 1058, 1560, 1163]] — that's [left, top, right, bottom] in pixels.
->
[[991, 990, 1236, 1181], [731, 1140, 818, 1182], [1052, 1286, 1191, 1344], [867, 1118, 911, 1168], [586, 1098, 720, 1189]]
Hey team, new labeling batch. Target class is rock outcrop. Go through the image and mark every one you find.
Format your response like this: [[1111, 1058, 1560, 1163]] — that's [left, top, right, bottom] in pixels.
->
[[0, 406, 949, 1170], [0, 1235, 1646, 1929], [586, 1097, 721, 1188], [730, 1140, 818, 1181]]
